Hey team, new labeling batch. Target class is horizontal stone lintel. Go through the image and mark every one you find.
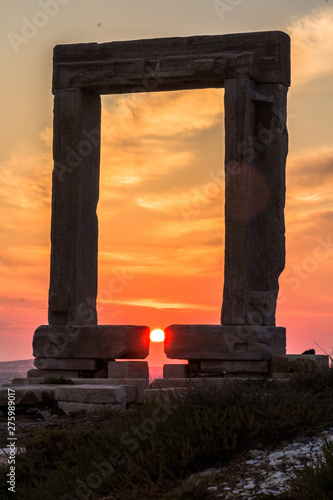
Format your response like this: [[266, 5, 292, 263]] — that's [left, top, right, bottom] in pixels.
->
[[164, 325, 286, 360], [53, 31, 290, 91], [54, 52, 282, 93], [33, 325, 150, 359]]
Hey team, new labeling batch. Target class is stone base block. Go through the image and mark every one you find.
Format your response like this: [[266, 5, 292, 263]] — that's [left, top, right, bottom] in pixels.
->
[[6, 378, 149, 404], [164, 324, 286, 360], [33, 325, 150, 359], [200, 360, 268, 374], [270, 354, 330, 374], [152, 378, 191, 389], [28, 369, 80, 379], [58, 402, 124, 415], [54, 384, 137, 405], [151, 377, 270, 391], [163, 364, 189, 378], [34, 358, 98, 370], [0, 386, 55, 407], [108, 361, 149, 379]]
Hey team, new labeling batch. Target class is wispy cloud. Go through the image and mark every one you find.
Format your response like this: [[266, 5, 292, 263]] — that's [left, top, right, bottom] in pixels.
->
[[99, 297, 215, 312], [288, 6, 333, 87], [286, 147, 333, 220], [100, 89, 223, 195]]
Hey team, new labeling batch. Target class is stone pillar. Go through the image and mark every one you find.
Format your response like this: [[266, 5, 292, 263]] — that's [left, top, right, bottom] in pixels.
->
[[49, 88, 101, 325], [221, 76, 288, 326], [31, 88, 150, 375]]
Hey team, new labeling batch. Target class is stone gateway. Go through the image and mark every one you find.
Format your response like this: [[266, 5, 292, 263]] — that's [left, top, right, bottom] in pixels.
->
[[32, 31, 291, 378]]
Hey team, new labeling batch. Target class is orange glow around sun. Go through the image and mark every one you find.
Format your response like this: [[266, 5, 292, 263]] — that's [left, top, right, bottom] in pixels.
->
[[150, 329, 165, 342]]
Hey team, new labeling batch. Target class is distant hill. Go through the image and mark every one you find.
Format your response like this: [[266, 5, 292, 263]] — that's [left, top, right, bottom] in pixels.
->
[[0, 359, 35, 384], [0, 359, 35, 370]]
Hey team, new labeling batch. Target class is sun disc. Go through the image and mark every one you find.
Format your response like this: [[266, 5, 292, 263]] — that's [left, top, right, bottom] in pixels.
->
[[150, 329, 165, 342]]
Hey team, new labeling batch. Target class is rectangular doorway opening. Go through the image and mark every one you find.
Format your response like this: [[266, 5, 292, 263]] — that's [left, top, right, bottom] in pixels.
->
[[97, 89, 225, 369]]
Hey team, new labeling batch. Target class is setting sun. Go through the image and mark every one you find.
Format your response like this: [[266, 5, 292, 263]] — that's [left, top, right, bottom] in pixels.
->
[[150, 329, 165, 342]]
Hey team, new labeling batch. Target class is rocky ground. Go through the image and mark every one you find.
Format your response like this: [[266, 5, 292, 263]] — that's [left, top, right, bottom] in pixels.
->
[[0, 405, 120, 453], [0, 403, 332, 497], [185, 427, 333, 498]]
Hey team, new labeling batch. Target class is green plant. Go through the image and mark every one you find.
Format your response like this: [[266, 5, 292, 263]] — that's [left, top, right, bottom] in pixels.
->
[[0, 369, 332, 500], [288, 438, 333, 499]]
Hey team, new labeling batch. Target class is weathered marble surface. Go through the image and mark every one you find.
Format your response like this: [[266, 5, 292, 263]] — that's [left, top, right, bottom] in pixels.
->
[[164, 325, 286, 360], [53, 31, 290, 93], [33, 325, 150, 359], [222, 79, 288, 326]]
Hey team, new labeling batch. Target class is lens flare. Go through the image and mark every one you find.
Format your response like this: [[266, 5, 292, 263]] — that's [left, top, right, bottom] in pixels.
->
[[150, 329, 165, 342]]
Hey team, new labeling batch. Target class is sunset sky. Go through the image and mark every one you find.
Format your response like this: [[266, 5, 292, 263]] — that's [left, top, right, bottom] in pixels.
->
[[1, 0, 333, 364]]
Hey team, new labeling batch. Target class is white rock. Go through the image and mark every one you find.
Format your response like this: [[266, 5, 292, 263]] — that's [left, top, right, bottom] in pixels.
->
[[285, 450, 298, 457], [268, 451, 284, 461]]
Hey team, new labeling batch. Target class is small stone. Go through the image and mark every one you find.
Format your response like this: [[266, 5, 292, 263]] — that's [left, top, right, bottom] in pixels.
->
[[248, 449, 262, 458], [199, 467, 220, 476], [244, 482, 255, 490], [285, 450, 298, 457], [39, 409, 52, 419], [25, 407, 38, 414], [268, 451, 284, 461]]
